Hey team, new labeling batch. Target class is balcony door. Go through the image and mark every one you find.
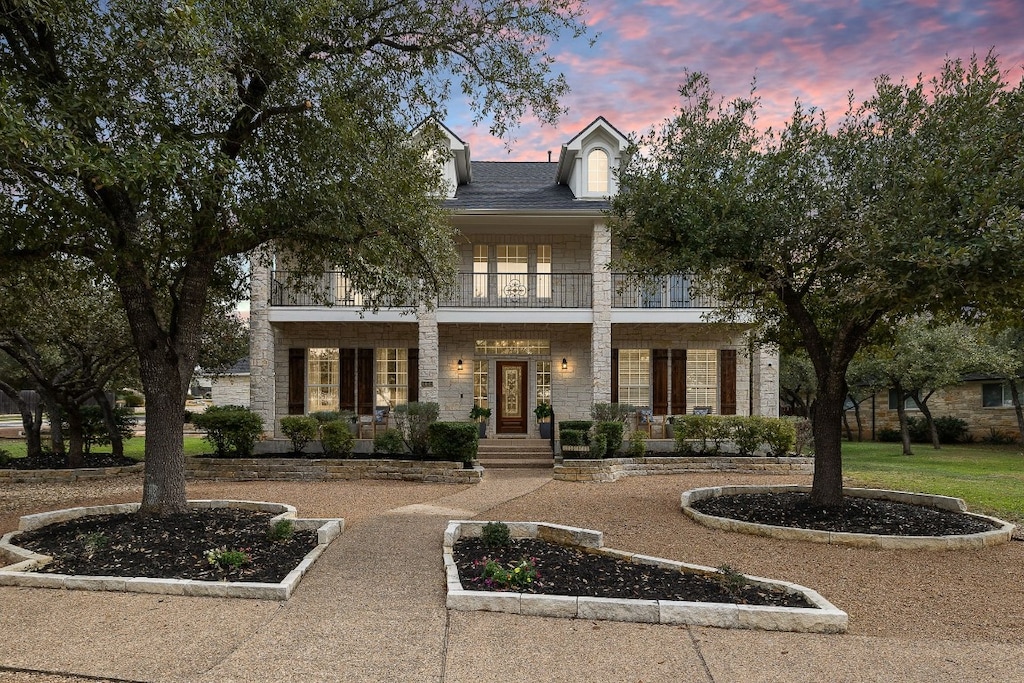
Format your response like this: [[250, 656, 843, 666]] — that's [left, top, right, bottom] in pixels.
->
[[496, 361, 528, 433]]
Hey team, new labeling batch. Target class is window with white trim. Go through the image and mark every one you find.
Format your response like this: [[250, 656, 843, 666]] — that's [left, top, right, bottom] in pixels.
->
[[686, 349, 718, 412], [587, 149, 609, 193], [982, 383, 1014, 408], [307, 348, 340, 412], [474, 360, 489, 409], [497, 244, 528, 300], [618, 349, 650, 407], [375, 348, 408, 408], [536, 244, 551, 299], [473, 244, 488, 299], [537, 361, 551, 404]]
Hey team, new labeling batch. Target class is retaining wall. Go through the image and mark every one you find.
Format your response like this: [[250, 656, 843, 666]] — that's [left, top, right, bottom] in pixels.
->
[[185, 457, 482, 484], [554, 456, 813, 482]]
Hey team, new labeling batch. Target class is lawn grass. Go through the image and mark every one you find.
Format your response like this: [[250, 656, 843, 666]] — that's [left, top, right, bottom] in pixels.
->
[[0, 435, 210, 461], [841, 440, 1024, 523]]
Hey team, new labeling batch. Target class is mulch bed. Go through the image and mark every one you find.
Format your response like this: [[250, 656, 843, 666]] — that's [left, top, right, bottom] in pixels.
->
[[0, 452, 139, 470], [12, 509, 318, 583], [453, 537, 812, 608], [690, 492, 1000, 536]]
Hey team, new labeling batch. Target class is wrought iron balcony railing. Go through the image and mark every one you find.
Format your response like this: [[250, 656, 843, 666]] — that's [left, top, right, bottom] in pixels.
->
[[611, 274, 719, 308], [439, 272, 592, 308], [270, 272, 405, 308]]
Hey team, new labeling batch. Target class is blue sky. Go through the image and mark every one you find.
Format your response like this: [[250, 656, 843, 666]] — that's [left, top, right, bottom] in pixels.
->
[[443, 0, 1024, 161]]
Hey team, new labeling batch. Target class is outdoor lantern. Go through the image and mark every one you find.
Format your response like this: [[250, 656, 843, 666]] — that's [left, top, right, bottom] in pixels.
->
[[457, 358, 464, 372], [561, 357, 568, 371]]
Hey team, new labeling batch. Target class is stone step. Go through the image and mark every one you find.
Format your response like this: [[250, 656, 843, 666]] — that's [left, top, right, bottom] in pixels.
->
[[475, 457, 554, 469]]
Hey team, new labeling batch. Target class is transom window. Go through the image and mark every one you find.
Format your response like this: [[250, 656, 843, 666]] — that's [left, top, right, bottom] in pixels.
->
[[307, 348, 340, 412], [476, 339, 550, 355], [587, 149, 609, 193], [376, 348, 408, 408], [618, 349, 650, 407], [686, 349, 718, 412]]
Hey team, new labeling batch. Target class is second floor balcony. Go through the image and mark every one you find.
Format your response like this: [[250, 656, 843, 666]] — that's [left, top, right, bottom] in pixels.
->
[[439, 272, 592, 308]]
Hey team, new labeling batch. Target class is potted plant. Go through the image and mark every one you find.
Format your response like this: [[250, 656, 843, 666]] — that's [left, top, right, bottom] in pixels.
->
[[470, 405, 492, 439], [534, 401, 553, 439]]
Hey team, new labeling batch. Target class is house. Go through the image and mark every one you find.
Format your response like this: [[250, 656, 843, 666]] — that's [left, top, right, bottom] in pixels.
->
[[194, 358, 251, 407], [849, 374, 1022, 441], [248, 118, 779, 445]]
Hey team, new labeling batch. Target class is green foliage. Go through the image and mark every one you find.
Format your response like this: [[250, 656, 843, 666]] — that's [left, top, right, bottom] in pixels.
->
[[674, 415, 795, 456], [77, 532, 109, 559], [481, 521, 512, 549], [786, 417, 814, 456], [393, 402, 439, 458], [120, 392, 145, 408], [469, 405, 492, 421], [559, 429, 586, 448], [716, 565, 747, 597], [267, 520, 294, 542], [591, 403, 635, 422], [729, 416, 763, 456], [478, 556, 538, 590], [67, 405, 137, 455], [373, 429, 407, 455], [559, 420, 593, 434], [881, 416, 972, 445], [0, 449, 11, 466], [534, 402, 553, 420], [280, 416, 318, 453], [595, 421, 623, 457], [626, 430, 647, 458], [981, 428, 1017, 445], [674, 415, 730, 455], [320, 420, 355, 458], [589, 433, 608, 459], [760, 417, 797, 457], [204, 547, 251, 570], [309, 411, 341, 424], [191, 406, 264, 457], [427, 422, 479, 463]]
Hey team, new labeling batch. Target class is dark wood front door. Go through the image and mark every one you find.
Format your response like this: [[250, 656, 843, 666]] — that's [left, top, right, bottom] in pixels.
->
[[496, 361, 528, 433]]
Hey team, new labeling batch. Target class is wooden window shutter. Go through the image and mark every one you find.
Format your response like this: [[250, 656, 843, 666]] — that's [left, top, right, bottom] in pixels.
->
[[357, 348, 374, 415], [288, 348, 306, 415], [339, 349, 355, 412], [720, 349, 737, 415], [672, 349, 687, 415], [610, 349, 619, 403], [408, 348, 419, 403], [652, 349, 669, 415]]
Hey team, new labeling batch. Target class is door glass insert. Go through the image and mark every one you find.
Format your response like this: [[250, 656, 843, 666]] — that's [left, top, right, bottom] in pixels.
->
[[502, 365, 522, 418]]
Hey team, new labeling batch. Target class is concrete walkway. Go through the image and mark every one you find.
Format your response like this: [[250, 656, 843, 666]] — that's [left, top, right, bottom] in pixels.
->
[[1, 470, 1021, 682]]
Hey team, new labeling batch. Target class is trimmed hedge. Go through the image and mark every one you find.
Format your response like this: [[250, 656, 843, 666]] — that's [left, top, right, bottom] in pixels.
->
[[560, 429, 587, 447], [427, 422, 479, 463], [559, 420, 593, 434], [320, 420, 355, 458], [589, 433, 608, 459], [595, 421, 624, 457], [280, 415, 318, 452], [192, 405, 264, 457], [674, 415, 795, 456]]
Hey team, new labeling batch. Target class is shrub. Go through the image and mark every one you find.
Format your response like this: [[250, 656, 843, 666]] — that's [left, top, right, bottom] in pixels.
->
[[761, 417, 796, 457], [982, 428, 1017, 445], [591, 403, 635, 422], [877, 428, 902, 442], [589, 433, 608, 459], [309, 411, 341, 424], [933, 416, 970, 444], [120, 392, 145, 408], [674, 414, 729, 455], [320, 420, 355, 458], [559, 420, 593, 435], [595, 421, 623, 457], [0, 448, 11, 466], [204, 546, 250, 570], [393, 402, 439, 458], [481, 521, 511, 549], [626, 430, 647, 458], [786, 417, 814, 455], [560, 429, 586, 448], [427, 422, 479, 463], [373, 428, 406, 455], [267, 519, 294, 541], [280, 415, 318, 452], [192, 405, 264, 457], [64, 405, 137, 455], [729, 415, 763, 456]]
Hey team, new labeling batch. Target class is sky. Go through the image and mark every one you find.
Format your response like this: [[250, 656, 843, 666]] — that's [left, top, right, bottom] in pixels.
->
[[443, 0, 1024, 162]]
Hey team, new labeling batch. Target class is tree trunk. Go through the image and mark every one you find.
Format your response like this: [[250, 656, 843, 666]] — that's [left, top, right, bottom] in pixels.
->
[[93, 390, 124, 458], [852, 401, 863, 442], [915, 393, 941, 450], [894, 386, 913, 455], [64, 405, 85, 468], [0, 384, 43, 458], [44, 399, 65, 456], [1009, 380, 1024, 445], [809, 375, 847, 507], [842, 406, 852, 441]]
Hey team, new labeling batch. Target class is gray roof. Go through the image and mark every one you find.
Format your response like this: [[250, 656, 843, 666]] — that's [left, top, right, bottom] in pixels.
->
[[445, 161, 609, 212], [213, 357, 250, 375]]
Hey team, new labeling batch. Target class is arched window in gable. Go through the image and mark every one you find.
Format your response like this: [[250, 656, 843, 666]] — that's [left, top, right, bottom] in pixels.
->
[[587, 148, 609, 193]]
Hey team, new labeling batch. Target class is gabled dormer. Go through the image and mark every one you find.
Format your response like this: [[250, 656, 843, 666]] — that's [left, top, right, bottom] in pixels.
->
[[412, 118, 472, 199], [555, 116, 629, 200]]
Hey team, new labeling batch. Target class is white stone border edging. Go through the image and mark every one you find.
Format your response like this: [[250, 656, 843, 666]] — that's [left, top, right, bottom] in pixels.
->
[[681, 485, 1016, 550], [443, 520, 847, 633], [0, 500, 344, 600]]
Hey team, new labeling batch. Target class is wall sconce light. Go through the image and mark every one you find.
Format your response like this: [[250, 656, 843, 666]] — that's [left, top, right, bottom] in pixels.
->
[[561, 357, 568, 371], [457, 358, 464, 372]]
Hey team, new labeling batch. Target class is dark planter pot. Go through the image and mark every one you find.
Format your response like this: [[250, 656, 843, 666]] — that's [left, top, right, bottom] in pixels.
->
[[539, 422, 552, 440], [478, 422, 487, 439]]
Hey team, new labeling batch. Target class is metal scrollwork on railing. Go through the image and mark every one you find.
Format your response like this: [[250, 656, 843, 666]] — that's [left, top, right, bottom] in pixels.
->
[[501, 277, 528, 300]]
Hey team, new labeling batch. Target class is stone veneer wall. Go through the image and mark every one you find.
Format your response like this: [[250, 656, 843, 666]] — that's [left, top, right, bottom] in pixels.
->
[[591, 221, 612, 403], [249, 260, 276, 433], [211, 375, 251, 407], [554, 456, 813, 482], [185, 458, 482, 484]]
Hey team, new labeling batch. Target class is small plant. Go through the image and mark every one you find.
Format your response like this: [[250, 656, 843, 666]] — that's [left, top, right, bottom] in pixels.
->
[[320, 419, 355, 458], [469, 405, 492, 421], [280, 415, 318, 453], [982, 427, 1017, 445], [476, 556, 539, 590], [589, 433, 608, 459], [77, 532, 108, 558], [626, 430, 647, 457], [309, 410, 341, 424], [534, 402, 552, 421], [427, 421, 479, 463], [267, 519, 294, 541], [716, 564, 747, 596], [205, 546, 251, 570], [481, 521, 511, 549], [373, 428, 406, 455], [0, 448, 11, 467], [595, 421, 624, 456], [192, 405, 264, 457], [394, 402, 440, 457]]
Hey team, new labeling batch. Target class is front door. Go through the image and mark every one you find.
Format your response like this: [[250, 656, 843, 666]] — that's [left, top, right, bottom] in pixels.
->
[[496, 361, 528, 433]]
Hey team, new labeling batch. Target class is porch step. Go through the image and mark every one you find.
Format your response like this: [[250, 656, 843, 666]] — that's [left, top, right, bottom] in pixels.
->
[[476, 438, 554, 469]]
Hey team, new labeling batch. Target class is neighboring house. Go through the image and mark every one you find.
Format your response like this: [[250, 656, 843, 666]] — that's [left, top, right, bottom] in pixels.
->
[[248, 117, 779, 441], [847, 374, 1022, 441], [197, 358, 251, 408]]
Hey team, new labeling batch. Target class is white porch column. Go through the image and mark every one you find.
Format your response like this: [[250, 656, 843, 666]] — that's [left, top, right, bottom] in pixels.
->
[[417, 306, 439, 404], [249, 258, 277, 435], [591, 219, 612, 403]]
